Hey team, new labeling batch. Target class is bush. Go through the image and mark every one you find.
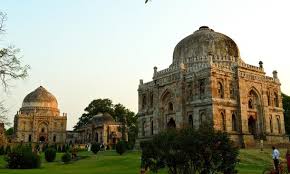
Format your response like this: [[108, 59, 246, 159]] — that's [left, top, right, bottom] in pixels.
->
[[44, 147, 56, 162], [141, 123, 239, 174], [0, 146, 4, 155], [91, 143, 101, 154], [5, 145, 11, 154], [61, 152, 71, 163], [5, 145, 41, 169], [116, 141, 127, 155]]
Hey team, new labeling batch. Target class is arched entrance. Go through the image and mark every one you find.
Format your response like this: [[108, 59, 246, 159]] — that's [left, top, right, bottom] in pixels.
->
[[247, 89, 263, 138], [167, 118, 176, 129], [38, 122, 48, 143], [248, 116, 256, 135], [95, 132, 99, 142], [39, 136, 46, 142]]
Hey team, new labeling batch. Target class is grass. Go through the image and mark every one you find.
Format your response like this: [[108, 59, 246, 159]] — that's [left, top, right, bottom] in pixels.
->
[[0, 148, 287, 174]]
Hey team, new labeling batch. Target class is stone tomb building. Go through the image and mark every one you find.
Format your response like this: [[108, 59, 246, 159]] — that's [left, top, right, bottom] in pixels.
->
[[14, 86, 67, 144], [137, 26, 287, 147], [76, 113, 125, 148]]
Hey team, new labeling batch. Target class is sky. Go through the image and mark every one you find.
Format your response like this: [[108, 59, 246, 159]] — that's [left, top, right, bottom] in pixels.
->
[[1, 0, 290, 130]]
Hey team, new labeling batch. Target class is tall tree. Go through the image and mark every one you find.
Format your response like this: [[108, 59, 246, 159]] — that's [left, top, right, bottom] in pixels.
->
[[0, 12, 29, 125], [282, 93, 290, 134], [73, 98, 114, 130]]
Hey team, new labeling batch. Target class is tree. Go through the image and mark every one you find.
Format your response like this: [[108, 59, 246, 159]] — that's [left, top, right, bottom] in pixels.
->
[[73, 99, 114, 129], [0, 11, 29, 125], [0, 12, 29, 90], [141, 123, 239, 174], [282, 93, 290, 134], [5, 127, 13, 136]]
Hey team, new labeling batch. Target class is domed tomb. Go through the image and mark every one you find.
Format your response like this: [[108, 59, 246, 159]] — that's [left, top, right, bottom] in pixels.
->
[[172, 26, 241, 66], [20, 86, 60, 115], [90, 113, 115, 125]]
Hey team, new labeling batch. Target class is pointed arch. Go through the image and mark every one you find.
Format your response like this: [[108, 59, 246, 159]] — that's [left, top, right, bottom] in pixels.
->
[[167, 118, 176, 129], [274, 92, 279, 107], [188, 114, 193, 128], [269, 115, 273, 133], [232, 113, 237, 131], [276, 116, 281, 134], [248, 88, 261, 109], [217, 81, 224, 98], [220, 112, 226, 131]]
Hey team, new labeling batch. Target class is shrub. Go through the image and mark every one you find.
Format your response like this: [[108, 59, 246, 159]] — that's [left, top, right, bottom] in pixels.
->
[[0, 146, 4, 155], [44, 147, 56, 162], [57, 145, 62, 152], [141, 123, 239, 174], [61, 152, 71, 163], [5, 145, 41, 169], [91, 143, 101, 154], [116, 141, 127, 155], [5, 145, 11, 154]]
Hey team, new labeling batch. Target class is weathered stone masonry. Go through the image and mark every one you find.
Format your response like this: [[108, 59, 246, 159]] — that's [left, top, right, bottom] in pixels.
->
[[136, 26, 287, 148]]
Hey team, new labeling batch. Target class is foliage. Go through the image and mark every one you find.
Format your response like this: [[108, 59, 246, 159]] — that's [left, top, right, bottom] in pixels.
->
[[282, 93, 290, 135], [5, 145, 41, 169], [74, 99, 114, 129], [5, 127, 13, 136], [44, 147, 56, 162], [61, 152, 71, 163], [0, 146, 4, 155], [116, 141, 127, 155], [5, 145, 10, 154], [91, 142, 101, 154], [141, 124, 239, 174]]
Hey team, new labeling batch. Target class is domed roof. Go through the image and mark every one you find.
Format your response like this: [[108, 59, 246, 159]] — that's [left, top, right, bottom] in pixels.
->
[[22, 86, 58, 109], [172, 26, 240, 65], [90, 113, 115, 124]]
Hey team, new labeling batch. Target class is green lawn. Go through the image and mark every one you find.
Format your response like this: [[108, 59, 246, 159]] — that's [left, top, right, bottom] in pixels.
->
[[0, 149, 286, 174]]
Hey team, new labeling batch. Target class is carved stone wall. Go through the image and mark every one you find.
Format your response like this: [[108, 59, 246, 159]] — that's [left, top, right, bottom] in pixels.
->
[[136, 27, 287, 148]]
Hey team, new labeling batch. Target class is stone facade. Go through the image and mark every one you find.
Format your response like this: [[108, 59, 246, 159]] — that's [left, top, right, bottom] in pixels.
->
[[76, 113, 126, 148], [137, 26, 287, 148], [0, 123, 7, 146], [13, 86, 67, 144]]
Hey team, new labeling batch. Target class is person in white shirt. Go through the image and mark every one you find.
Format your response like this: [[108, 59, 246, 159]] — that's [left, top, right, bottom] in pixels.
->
[[272, 146, 280, 174]]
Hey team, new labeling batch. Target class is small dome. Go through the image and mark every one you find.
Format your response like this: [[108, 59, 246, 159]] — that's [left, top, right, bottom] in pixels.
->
[[172, 26, 240, 65], [90, 113, 115, 124], [22, 86, 58, 109]]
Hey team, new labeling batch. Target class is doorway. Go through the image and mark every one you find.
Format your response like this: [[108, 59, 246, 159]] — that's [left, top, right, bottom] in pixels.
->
[[39, 136, 46, 142], [248, 116, 256, 135], [167, 118, 176, 129]]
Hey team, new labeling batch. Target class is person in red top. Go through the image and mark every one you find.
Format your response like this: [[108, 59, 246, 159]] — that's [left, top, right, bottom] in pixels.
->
[[286, 149, 290, 172]]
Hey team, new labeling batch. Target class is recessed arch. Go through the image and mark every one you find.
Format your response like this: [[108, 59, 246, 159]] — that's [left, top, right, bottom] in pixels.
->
[[167, 118, 176, 129], [217, 81, 224, 98]]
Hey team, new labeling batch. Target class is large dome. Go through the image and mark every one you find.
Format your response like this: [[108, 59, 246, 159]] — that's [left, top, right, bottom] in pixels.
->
[[21, 86, 58, 111], [172, 26, 240, 66]]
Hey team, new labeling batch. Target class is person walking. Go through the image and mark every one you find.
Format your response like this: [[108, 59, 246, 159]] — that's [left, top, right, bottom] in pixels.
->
[[272, 146, 280, 174]]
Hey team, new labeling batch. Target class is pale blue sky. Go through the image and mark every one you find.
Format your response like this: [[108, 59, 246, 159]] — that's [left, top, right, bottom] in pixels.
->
[[1, 0, 290, 130]]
